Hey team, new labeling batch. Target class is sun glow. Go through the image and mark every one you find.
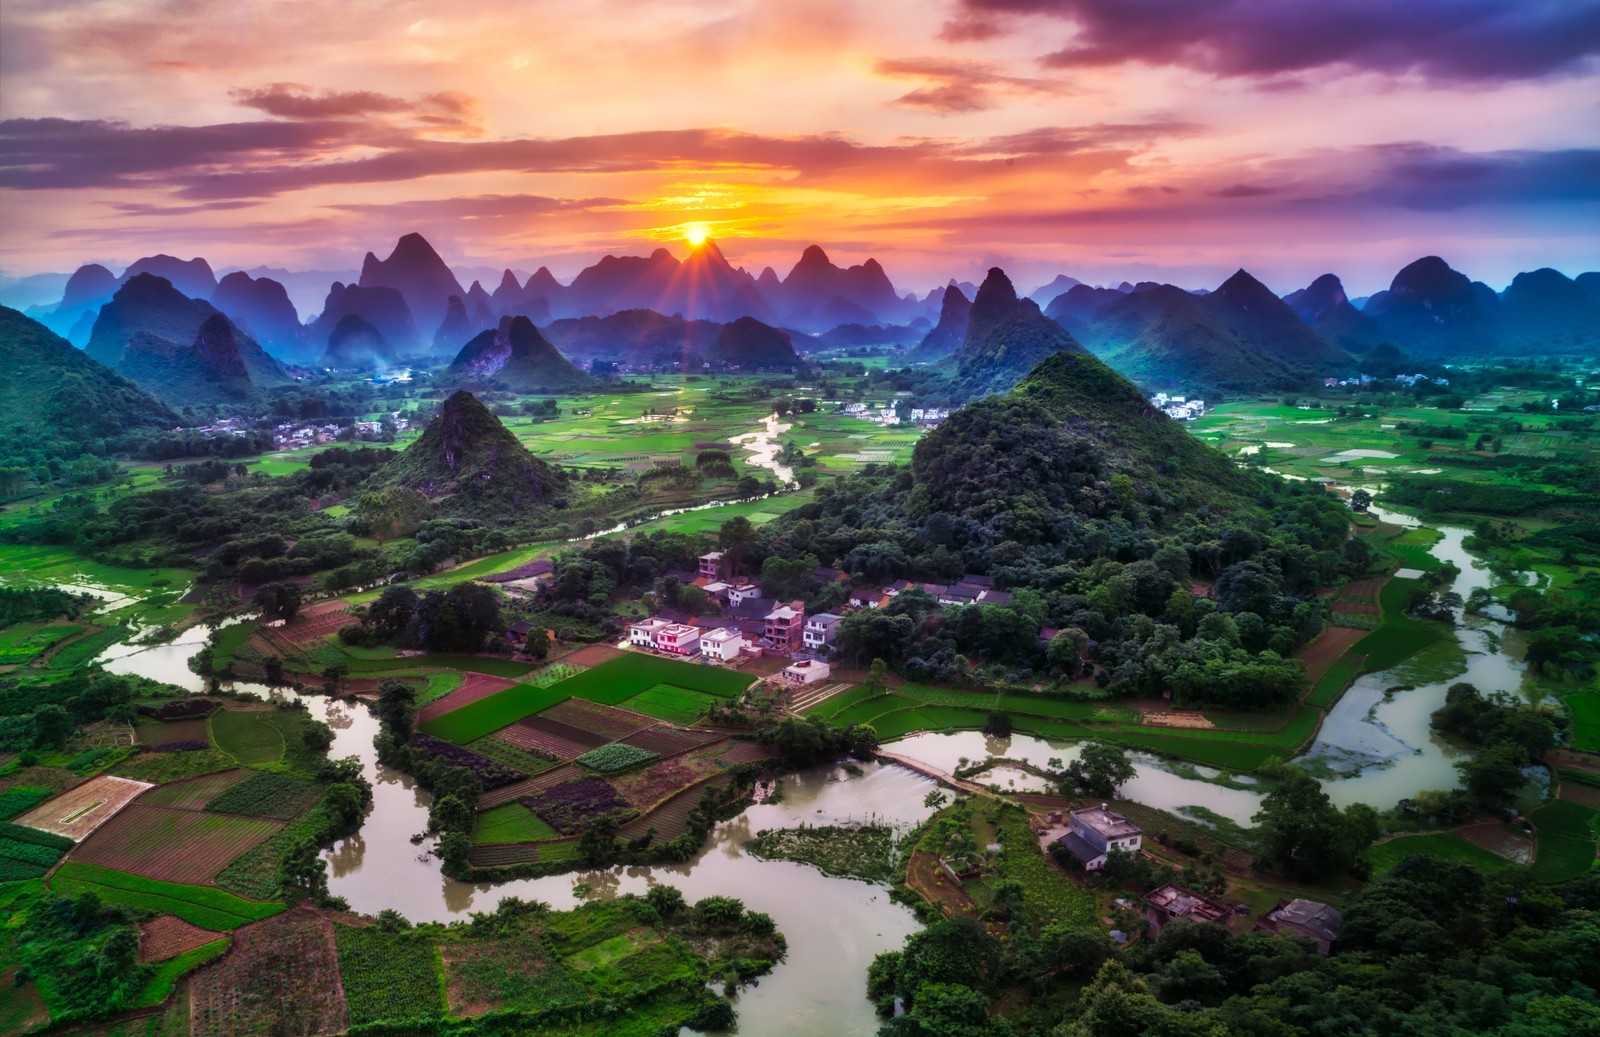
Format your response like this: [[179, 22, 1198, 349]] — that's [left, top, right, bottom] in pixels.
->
[[683, 222, 710, 246]]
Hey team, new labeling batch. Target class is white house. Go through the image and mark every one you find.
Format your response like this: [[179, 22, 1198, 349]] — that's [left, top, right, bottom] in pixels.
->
[[802, 613, 843, 650], [699, 627, 744, 663], [1055, 805, 1142, 871], [781, 659, 831, 685], [727, 581, 763, 607], [655, 623, 702, 657], [629, 618, 670, 649]]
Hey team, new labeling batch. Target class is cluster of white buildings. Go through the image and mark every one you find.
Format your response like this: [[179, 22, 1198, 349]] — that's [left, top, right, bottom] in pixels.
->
[[179, 417, 251, 438], [1323, 374, 1449, 388], [1149, 393, 1206, 421], [272, 422, 344, 448], [839, 401, 948, 426]]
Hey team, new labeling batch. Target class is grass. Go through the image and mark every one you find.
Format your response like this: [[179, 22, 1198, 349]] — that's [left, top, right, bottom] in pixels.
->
[[421, 653, 751, 744], [418, 683, 571, 744], [621, 684, 719, 725], [471, 803, 561, 845], [136, 937, 230, 1007], [1365, 833, 1518, 876], [746, 823, 898, 882], [50, 862, 283, 930], [335, 926, 446, 1025], [1563, 691, 1600, 753], [1529, 800, 1599, 883], [209, 709, 285, 765]]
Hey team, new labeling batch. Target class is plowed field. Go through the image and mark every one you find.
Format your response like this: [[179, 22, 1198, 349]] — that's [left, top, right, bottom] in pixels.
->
[[71, 803, 281, 883]]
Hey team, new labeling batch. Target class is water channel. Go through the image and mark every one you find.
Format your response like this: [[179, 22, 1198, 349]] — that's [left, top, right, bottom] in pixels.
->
[[27, 489, 1531, 1034]]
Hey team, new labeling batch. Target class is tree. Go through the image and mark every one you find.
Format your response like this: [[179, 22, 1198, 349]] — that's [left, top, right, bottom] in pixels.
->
[[1456, 744, 1527, 812], [323, 783, 367, 834], [1251, 767, 1374, 879], [30, 704, 73, 748], [577, 815, 621, 866], [719, 515, 756, 574], [376, 678, 416, 739], [1350, 488, 1372, 511], [253, 581, 302, 624], [1064, 742, 1135, 799], [428, 794, 473, 836]]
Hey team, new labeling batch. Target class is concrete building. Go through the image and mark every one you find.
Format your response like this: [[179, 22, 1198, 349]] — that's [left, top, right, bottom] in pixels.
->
[[802, 613, 843, 650], [629, 618, 670, 649], [655, 623, 702, 656], [1145, 884, 1230, 937], [781, 659, 831, 685], [1258, 899, 1343, 955], [699, 627, 744, 663], [699, 551, 729, 580], [727, 581, 763, 607], [1055, 805, 1142, 871], [764, 601, 805, 653]]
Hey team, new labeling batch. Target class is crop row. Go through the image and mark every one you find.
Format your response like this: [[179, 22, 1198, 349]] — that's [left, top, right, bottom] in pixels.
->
[[575, 743, 659, 773], [411, 733, 528, 790], [205, 772, 323, 820], [522, 776, 631, 834]]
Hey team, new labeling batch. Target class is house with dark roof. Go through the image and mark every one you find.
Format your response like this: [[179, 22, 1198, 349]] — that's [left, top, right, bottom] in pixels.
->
[[1145, 884, 1231, 937], [1054, 805, 1142, 871], [1258, 899, 1343, 955], [802, 613, 843, 651]]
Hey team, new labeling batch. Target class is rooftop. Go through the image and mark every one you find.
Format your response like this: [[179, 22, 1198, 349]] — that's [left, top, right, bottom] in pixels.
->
[[1268, 899, 1343, 942], [701, 627, 740, 643], [1147, 884, 1229, 924], [1145, 883, 1228, 921], [1055, 831, 1104, 865], [1072, 806, 1142, 840]]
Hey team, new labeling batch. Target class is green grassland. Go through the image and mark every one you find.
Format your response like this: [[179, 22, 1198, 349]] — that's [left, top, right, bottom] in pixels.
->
[[50, 862, 284, 929], [472, 803, 562, 845], [1529, 800, 1599, 883], [620, 683, 720, 725], [209, 709, 285, 765], [422, 654, 750, 744], [1365, 833, 1519, 876]]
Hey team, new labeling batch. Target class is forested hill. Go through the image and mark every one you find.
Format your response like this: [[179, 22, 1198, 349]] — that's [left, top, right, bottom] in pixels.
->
[[364, 389, 568, 512], [0, 305, 179, 452], [761, 349, 1351, 699]]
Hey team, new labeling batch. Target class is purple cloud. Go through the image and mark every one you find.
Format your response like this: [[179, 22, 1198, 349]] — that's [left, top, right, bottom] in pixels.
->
[[954, 0, 1600, 81]]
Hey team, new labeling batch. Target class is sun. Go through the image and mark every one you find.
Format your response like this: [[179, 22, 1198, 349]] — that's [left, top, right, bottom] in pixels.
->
[[683, 222, 710, 246]]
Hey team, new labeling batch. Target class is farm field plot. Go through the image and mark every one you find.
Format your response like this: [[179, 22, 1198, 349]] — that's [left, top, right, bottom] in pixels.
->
[[138, 769, 250, 810], [619, 774, 732, 844], [138, 914, 225, 962], [441, 933, 587, 1016], [415, 672, 518, 724], [621, 725, 719, 756], [208, 709, 284, 765], [273, 601, 360, 645], [0, 822, 72, 880], [1366, 833, 1518, 876], [1529, 800, 1599, 883], [471, 803, 561, 845], [0, 619, 83, 666], [621, 683, 719, 725], [0, 786, 54, 821], [419, 682, 571, 744], [135, 718, 210, 747], [191, 905, 347, 1037], [70, 803, 282, 883], [14, 773, 152, 841], [335, 925, 446, 1025], [51, 862, 283, 929], [477, 764, 585, 810], [552, 652, 753, 705], [541, 698, 656, 740], [609, 749, 728, 810], [562, 643, 626, 667], [495, 716, 599, 760], [203, 772, 323, 820]]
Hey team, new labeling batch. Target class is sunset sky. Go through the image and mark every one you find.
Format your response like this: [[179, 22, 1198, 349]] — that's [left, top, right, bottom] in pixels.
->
[[2, 0, 1597, 296]]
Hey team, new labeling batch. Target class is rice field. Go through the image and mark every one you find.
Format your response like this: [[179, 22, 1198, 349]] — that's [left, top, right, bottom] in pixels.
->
[[620, 684, 720, 725], [69, 803, 283, 883]]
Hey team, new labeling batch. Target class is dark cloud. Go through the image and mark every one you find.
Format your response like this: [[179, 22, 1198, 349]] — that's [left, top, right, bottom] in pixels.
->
[[325, 194, 630, 221], [230, 84, 482, 132], [1352, 144, 1600, 210], [963, 122, 1203, 155], [0, 116, 360, 190], [1213, 183, 1277, 198], [956, 0, 1600, 81], [875, 57, 1066, 113]]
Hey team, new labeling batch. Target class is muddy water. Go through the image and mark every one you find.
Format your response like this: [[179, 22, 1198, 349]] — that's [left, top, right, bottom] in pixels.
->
[[888, 731, 1265, 825], [1302, 504, 1529, 808], [305, 692, 929, 1037], [729, 413, 795, 485]]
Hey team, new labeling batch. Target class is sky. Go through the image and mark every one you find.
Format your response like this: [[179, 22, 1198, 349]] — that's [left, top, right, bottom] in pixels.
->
[[2, 0, 1598, 297]]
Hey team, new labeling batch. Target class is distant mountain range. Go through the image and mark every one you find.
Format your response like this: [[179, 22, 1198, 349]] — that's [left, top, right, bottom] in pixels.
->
[[443, 316, 596, 392], [19, 233, 1598, 390]]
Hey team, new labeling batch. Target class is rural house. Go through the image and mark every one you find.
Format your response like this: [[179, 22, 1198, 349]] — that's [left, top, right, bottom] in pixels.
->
[[655, 623, 702, 656], [764, 602, 805, 653], [628, 618, 670, 649], [698, 627, 744, 663], [1258, 899, 1343, 955], [781, 659, 831, 685], [699, 550, 729, 580], [1145, 884, 1231, 937], [802, 613, 843, 651], [1054, 805, 1142, 871]]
